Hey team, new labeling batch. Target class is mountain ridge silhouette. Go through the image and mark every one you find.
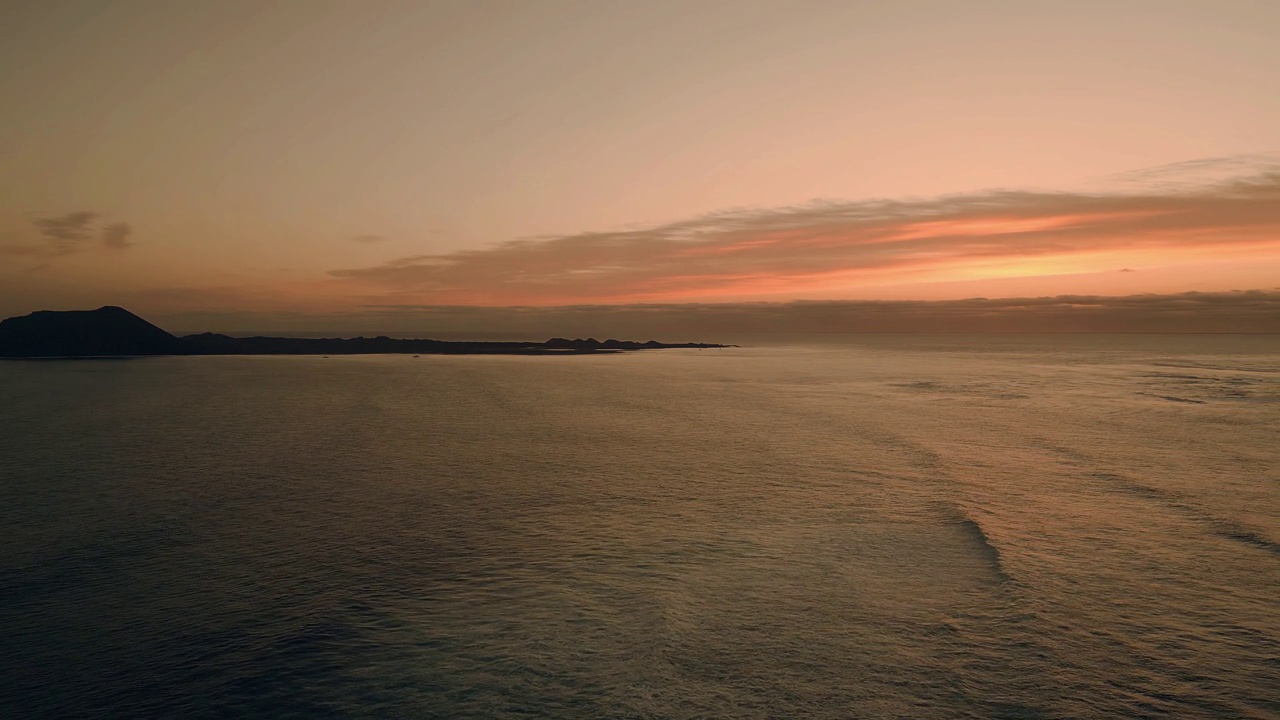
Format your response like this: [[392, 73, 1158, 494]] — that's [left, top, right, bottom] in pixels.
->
[[0, 306, 729, 357]]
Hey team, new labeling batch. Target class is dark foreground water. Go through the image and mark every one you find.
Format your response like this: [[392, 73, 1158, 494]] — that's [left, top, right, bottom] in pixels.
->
[[1, 335, 1277, 719]]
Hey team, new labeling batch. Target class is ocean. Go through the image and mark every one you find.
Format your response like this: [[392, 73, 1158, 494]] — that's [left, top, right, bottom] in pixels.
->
[[1, 335, 1277, 718]]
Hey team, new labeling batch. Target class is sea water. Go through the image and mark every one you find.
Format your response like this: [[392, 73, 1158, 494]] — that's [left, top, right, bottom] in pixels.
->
[[1, 335, 1276, 718]]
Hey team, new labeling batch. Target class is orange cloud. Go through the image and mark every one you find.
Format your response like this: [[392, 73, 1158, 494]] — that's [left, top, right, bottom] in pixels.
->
[[330, 167, 1280, 306], [883, 211, 1166, 243]]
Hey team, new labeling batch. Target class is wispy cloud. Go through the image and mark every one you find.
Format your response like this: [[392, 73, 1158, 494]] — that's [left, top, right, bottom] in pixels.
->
[[2, 211, 137, 257], [1103, 153, 1280, 191], [330, 164, 1280, 305], [34, 211, 97, 252], [101, 222, 134, 250]]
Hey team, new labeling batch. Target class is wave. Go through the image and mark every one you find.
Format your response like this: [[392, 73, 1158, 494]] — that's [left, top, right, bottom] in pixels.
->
[[936, 503, 1014, 585], [1092, 472, 1280, 557]]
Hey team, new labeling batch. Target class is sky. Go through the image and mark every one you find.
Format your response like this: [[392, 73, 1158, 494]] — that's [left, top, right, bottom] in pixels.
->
[[1, 0, 1278, 334]]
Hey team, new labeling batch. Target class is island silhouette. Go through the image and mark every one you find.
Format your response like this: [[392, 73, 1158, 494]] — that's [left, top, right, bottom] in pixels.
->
[[0, 306, 729, 358]]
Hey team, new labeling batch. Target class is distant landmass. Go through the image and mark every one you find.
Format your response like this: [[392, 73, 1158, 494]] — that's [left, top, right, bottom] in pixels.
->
[[0, 306, 730, 358]]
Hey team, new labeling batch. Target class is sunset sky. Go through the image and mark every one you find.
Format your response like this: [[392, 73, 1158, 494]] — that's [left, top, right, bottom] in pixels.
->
[[1, 0, 1277, 333]]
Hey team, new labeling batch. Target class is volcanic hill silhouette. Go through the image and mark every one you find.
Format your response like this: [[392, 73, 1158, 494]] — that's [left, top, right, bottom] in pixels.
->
[[0, 306, 186, 357]]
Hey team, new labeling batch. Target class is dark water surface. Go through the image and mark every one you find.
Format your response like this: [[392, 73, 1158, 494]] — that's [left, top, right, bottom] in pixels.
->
[[1, 336, 1277, 718]]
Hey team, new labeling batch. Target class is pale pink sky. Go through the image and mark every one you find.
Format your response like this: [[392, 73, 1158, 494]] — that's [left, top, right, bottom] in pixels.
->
[[1, 0, 1277, 331]]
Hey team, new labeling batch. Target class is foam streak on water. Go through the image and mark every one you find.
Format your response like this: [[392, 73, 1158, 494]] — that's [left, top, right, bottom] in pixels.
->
[[1, 335, 1277, 718]]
